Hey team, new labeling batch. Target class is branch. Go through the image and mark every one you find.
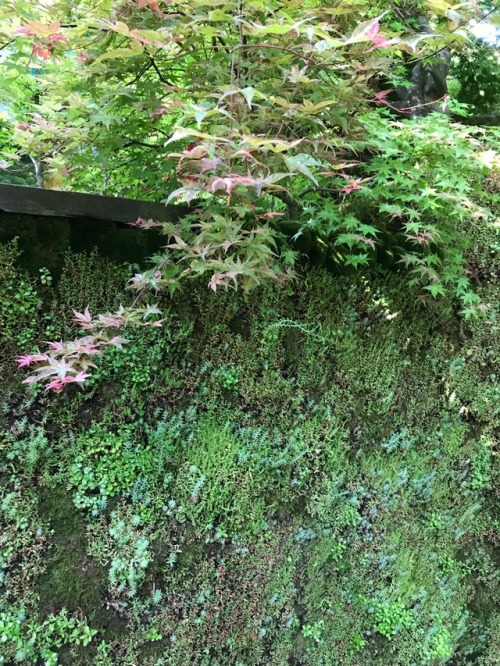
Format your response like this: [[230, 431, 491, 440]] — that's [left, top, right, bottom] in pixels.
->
[[126, 60, 154, 86], [270, 191, 301, 221], [231, 42, 319, 66], [300, 187, 340, 199], [388, 2, 414, 31], [149, 57, 173, 86], [122, 139, 162, 149], [384, 94, 448, 114]]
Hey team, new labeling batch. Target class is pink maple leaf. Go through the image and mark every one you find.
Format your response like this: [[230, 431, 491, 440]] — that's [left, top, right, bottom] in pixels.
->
[[45, 379, 64, 392], [208, 274, 224, 292], [70, 341, 101, 356], [257, 212, 285, 220], [108, 336, 129, 350], [405, 232, 434, 245], [374, 90, 391, 105], [370, 34, 391, 48], [211, 177, 235, 194], [151, 107, 169, 117], [47, 32, 67, 44], [364, 20, 391, 49], [74, 371, 91, 384], [128, 217, 161, 230], [136, 0, 164, 13], [47, 341, 65, 351], [76, 51, 92, 64], [16, 26, 36, 36], [208, 270, 241, 292], [17, 355, 34, 368], [339, 174, 371, 194], [73, 307, 92, 328], [364, 20, 381, 41], [200, 157, 222, 172], [99, 315, 124, 328], [211, 176, 255, 195], [353, 235, 377, 249], [17, 353, 48, 367], [341, 181, 364, 194], [233, 150, 256, 160], [33, 43, 52, 60]]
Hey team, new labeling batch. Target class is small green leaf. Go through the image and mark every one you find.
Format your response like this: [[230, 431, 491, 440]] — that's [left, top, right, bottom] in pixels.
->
[[95, 44, 143, 62], [425, 283, 446, 297], [424, 0, 452, 14], [345, 253, 369, 267], [284, 154, 321, 185], [241, 87, 255, 109]]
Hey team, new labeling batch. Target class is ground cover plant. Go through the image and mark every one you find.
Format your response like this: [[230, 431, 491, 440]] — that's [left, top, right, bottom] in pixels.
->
[[0, 225, 499, 664]]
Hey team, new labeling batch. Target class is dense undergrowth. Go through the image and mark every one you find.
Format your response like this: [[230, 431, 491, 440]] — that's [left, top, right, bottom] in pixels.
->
[[0, 234, 498, 665]]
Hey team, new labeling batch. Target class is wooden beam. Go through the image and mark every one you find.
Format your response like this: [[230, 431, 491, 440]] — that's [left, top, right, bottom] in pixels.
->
[[0, 184, 186, 224]]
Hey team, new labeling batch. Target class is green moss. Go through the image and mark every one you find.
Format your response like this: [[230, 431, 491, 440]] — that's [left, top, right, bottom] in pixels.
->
[[1, 244, 498, 665], [36, 486, 126, 642]]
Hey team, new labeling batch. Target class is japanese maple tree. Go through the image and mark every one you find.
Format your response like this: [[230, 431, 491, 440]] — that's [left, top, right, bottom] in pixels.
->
[[0, 0, 497, 389]]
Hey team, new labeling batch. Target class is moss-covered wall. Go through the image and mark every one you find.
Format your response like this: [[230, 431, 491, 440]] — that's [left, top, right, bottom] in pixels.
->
[[0, 236, 498, 666]]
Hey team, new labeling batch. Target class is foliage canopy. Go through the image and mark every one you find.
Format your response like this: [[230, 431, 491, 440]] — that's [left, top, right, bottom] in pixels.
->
[[1, 1, 498, 298], [1, 1, 499, 389]]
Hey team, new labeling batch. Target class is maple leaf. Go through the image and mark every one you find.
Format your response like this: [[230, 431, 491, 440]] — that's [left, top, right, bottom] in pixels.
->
[[69, 340, 102, 356], [363, 20, 394, 49], [16, 353, 49, 368], [257, 212, 285, 220], [405, 231, 435, 245], [398, 254, 419, 268], [45, 379, 64, 392], [142, 304, 162, 319], [47, 33, 68, 44], [353, 235, 377, 249], [128, 217, 161, 230], [211, 176, 255, 195], [200, 157, 222, 172], [208, 271, 242, 292], [52, 358, 77, 379], [98, 314, 124, 328], [33, 43, 52, 60], [76, 51, 92, 63], [16, 26, 36, 36], [73, 307, 92, 328], [47, 340, 64, 351], [136, 0, 164, 13], [374, 90, 391, 105], [74, 371, 91, 384], [364, 20, 381, 41], [16, 355, 34, 368], [339, 174, 371, 194], [108, 336, 129, 350]]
